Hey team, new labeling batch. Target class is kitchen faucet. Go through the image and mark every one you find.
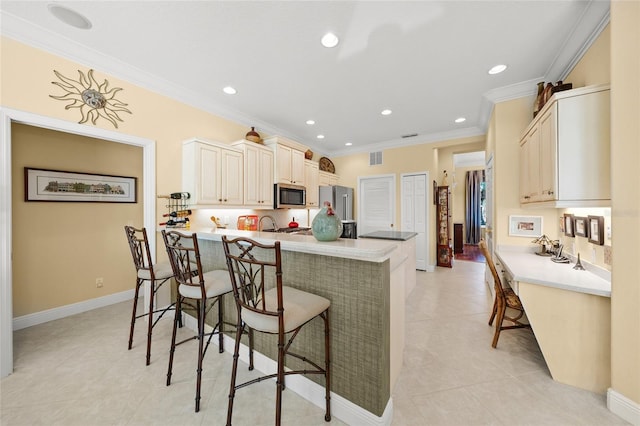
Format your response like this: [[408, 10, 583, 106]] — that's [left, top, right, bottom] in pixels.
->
[[258, 215, 278, 231]]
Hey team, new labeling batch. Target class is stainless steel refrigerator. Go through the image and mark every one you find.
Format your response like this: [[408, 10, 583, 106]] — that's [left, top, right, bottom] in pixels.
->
[[319, 185, 357, 238]]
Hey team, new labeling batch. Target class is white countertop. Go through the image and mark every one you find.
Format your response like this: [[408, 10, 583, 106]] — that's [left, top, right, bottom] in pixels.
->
[[495, 247, 611, 297], [164, 227, 400, 263]]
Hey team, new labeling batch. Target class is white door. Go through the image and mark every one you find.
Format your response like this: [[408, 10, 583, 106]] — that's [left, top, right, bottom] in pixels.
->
[[358, 174, 396, 235], [401, 173, 428, 270]]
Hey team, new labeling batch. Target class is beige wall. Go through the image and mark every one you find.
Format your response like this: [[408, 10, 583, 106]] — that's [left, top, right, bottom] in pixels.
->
[[11, 124, 143, 316], [610, 0, 640, 406], [332, 136, 484, 265], [2, 37, 249, 315], [564, 24, 611, 87]]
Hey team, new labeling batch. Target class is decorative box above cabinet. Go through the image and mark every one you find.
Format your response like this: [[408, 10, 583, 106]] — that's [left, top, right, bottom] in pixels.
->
[[232, 140, 274, 208], [263, 136, 306, 185], [182, 138, 244, 207], [519, 84, 610, 208]]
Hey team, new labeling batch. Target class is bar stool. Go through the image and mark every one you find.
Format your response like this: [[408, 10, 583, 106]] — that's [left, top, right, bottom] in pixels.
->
[[124, 226, 177, 366], [161, 230, 233, 413], [222, 236, 331, 425]]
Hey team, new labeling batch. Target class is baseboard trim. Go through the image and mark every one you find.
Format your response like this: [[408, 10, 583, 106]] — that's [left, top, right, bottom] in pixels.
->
[[182, 313, 393, 426], [13, 289, 134, 330], [608, 388, 640, 425]]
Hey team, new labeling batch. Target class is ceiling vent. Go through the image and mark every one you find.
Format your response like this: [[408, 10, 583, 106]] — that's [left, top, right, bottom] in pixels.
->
[[369, 151, 383, 166], [401, 133, 418, 138]]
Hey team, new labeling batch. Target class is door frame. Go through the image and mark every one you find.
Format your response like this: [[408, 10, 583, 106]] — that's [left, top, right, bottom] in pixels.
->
[[0, 107, 156, 378], [401, 171, 432, 271]]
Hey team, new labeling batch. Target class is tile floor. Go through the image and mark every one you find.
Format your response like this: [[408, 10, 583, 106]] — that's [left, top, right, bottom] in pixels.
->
[[1, 260, 628, 425]]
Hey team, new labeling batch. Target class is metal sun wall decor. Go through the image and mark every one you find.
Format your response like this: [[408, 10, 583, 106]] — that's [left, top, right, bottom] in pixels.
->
[[50, 69, 132, 128]]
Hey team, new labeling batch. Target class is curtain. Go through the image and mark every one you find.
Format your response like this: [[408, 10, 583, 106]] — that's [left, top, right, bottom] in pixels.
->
[[465, 170, 484, 244]]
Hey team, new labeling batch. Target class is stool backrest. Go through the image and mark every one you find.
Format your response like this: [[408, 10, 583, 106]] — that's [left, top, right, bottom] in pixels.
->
[[161, 230, 205, 297], [125, 226, 155, 277], [478, 240, 506, 301], [222, 236, 283, 319]]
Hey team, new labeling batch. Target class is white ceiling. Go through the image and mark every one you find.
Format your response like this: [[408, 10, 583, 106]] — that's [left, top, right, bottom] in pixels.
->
[[0, 1, 609, 157]]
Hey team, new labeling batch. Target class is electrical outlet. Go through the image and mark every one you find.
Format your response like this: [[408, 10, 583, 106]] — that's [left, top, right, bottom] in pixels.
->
[[96, 277, 104, 288]]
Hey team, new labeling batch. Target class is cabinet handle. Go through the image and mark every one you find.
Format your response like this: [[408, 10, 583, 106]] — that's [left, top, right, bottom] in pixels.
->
[[218, 199, 222, 202], [524, 196, 530, 199]]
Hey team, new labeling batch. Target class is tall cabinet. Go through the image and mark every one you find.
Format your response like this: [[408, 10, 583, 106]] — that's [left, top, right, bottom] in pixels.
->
[[436, 186, 452, 268]]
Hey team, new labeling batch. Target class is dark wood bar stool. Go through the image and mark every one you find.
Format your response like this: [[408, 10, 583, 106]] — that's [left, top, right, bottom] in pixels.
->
[[161, 230, 232, 412], [222, 236, 331, 426], [479, 240, 531, 348], [124, 226, 177, 366]]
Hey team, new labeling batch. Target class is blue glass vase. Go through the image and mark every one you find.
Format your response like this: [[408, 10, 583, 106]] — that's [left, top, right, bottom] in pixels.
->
[[312, 203, 343, 241]]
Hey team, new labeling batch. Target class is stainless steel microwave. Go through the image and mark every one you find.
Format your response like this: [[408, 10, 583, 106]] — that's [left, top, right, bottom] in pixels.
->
[[274, 183, 306, 209]]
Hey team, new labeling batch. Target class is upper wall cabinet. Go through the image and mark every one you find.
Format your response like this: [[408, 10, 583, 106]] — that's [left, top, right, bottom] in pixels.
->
[[232, 140, 274, 208], [519, 84, 610, 208], [319, 170, 339, 187], [182, 138, 244, 207], [304, 159, 319, 208], [263, 136, 305, 185]]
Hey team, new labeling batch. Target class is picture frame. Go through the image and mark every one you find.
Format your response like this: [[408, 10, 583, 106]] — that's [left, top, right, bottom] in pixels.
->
[[508, 215, 543, 237], [588, 215, 605, 245], [574, 216, 589, 238], [433, 180, 438, 205], [563, 213, 575, 237], [25, 167, 137, 203]]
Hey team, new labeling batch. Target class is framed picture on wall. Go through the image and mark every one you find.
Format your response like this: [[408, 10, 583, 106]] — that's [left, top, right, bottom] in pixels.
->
[[564, 213, 575, 237], [574, 216, 589, 238], [25, 168, 137, 203], [588, 215, 605, 245], [508, 215, 543, 237]]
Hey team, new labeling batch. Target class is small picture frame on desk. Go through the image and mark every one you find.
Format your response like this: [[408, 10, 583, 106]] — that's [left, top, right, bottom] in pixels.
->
[[588, 215, 605, 245], [563, 213, 575, 237], [574, 216, 589, 238]]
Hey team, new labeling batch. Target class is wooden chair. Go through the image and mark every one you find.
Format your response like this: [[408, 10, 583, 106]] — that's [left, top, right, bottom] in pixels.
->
[[124, 226, 177, 365], [479, 240, 531, 348], [161, 230, 233, 412], [222, 236, 331, 426]]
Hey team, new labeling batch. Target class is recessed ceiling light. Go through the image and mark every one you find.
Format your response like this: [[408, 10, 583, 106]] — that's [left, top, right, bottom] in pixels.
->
[[321, 32, 339, 48], [223, 86, 237, 95], [48, 4, 92, 29], [488, 64, 507, 75], [381, 109, 392, 116], [345, 142, 353, 146], [306, 120, 315, 125], [455, 117, 466, 123], [317, 134, 325, 139]]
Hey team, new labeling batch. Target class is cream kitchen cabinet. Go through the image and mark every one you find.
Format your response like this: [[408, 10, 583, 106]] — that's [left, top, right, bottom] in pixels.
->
[[232, 140, 274, 208], [263, 136, 305, 185], [519, 84, 610, 207], [304, 159, 319, 207], [318, 170, 339, 186], [182, 138, 243, 206]]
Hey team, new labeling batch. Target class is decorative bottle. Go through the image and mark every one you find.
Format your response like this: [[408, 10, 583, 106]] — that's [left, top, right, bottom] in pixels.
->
[[312, 202, 343, 241]]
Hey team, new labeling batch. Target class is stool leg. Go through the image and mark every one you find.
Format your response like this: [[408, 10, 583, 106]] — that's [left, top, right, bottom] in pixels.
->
[[323, 309, 331, 422], [195, 299, 204, 412], [146, 280, 154, 366], [227, 321, 245, 425], [218, 295, 224, 353], [275, 329, 285, 426], [166, 295, 181, 386], [128, 278, 142, 350], [248, 327, 254, 371]]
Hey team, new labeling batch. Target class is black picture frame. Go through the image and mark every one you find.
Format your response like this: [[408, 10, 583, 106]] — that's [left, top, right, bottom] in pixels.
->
[[564, 213, 575, 237], [588, 215, 605, 245], [574, 216, 589, 238], [25, 167, 137, 203]]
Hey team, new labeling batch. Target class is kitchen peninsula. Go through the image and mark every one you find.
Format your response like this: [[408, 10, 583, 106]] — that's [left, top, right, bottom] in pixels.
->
[[179, 227, 416, 424]]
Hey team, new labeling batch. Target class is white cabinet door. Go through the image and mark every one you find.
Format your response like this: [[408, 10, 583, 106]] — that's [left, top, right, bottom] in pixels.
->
[[275, 144, 292, 184], [290, 148, 305, 185], [243, 143, 260, 205], [319, 171, 339, 186], [304, 160, 319, 207], [539, 105, 558, 201], [257, 147, 274, 207], [221, 148, 243, 205]]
